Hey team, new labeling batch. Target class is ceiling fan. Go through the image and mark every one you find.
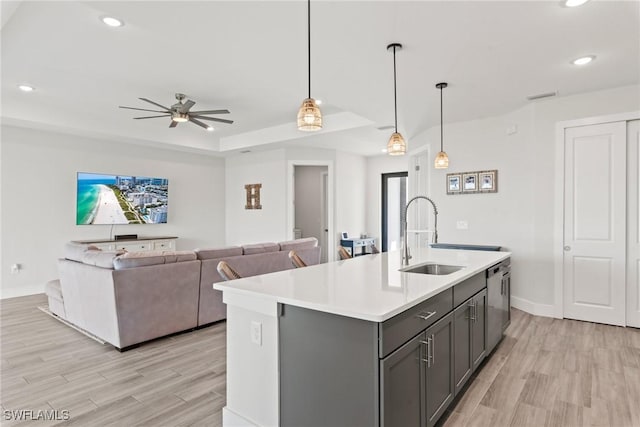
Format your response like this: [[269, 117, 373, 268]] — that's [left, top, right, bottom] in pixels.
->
[[119, 93, 233, 130]]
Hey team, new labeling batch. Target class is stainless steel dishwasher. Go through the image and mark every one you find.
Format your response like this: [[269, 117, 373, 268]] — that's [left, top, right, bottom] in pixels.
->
[[486, 258, 511, 354]]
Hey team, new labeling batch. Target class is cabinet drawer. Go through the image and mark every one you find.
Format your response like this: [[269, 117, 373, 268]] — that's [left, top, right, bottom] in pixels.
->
[[453, 273, 485, 308], [153, 240, 175, 250], [116, 242, 151, 252], [379, 288, 453, 358]]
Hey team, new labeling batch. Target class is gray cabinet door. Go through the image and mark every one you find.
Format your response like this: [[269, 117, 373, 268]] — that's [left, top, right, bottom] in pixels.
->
[[425, 313, 454, 427], [453, 301, 472, 396], [380, 332, 426, 427], [471, 289, 487, 372]]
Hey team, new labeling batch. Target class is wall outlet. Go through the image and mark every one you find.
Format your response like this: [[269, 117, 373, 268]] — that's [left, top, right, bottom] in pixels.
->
[[506, 124, 518, 135], [250, 321, 262, 346], [11, 264, 21, 274], [456, 220, 469, 230]]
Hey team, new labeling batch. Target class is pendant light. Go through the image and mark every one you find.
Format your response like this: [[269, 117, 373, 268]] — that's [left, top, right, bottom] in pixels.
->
[[297, 0, 322, 131], [386, 43, 406, 156], [434, 82, 449, 169]]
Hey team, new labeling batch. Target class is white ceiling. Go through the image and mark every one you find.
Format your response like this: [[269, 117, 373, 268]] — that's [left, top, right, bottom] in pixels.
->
[[2, 1, 638, 157]]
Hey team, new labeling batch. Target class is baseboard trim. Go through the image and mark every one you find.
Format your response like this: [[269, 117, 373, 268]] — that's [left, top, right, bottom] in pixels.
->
[[511, 296, 557, 318], [1, 284, 45, 299]]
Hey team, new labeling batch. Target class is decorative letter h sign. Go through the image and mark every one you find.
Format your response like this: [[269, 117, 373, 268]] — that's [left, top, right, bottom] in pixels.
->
[[245, 184, 262, 209]]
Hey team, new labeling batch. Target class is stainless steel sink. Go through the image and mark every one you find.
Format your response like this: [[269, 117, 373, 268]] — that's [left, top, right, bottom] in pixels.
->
[[401, 263, 463, 275]]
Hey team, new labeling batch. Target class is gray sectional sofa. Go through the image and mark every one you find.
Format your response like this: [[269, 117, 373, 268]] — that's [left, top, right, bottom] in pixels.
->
[[50, 238, 320, 350]]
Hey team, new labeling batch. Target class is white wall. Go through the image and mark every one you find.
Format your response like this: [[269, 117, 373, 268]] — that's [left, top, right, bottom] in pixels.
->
[[365, 155, 409, 247], [294, 166, 326, 240], [335, 151, 367, 242], [224, 149, 287, 245], [224, 146, 367, 261], [0, 125, 226, 298], [416, 84, 640, 313]]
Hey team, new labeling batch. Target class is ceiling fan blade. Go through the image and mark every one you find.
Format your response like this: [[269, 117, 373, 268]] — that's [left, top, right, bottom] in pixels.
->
[[119, 106, 167, 113], [188, 109, 230, 115], [179, 99, 196, 113], [169, 120, 178, 128], [189, 117, 211, 130], [133, 115, 172, 119], [191, 116, 234, 124], [139, 98, 171, 111]]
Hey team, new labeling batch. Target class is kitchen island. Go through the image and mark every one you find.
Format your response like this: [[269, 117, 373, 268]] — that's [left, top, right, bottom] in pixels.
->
[[214, 247, 511, 427]]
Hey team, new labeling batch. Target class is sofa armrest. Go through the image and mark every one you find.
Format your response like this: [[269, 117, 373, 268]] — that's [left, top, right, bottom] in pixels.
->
[[57, 259, 120, 346]]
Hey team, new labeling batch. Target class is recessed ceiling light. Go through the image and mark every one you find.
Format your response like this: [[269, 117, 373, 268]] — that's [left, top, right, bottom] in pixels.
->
[[101, 16, 124, 27], [206, 126, 214, 132], [18, 85, 35, 92], [572, 55, 595, 65], [564, 0, 590, 7], [381, 149, 388, 153], [315, 99, 322, 105]]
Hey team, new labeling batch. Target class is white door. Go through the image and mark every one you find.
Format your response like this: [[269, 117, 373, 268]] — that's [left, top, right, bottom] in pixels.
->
[[627, 120, 640, 328], [563, 122, 627, 326]]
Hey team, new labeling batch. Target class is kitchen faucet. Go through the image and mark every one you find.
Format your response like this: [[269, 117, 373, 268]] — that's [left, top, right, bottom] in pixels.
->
[[402, 196, 438, 266]]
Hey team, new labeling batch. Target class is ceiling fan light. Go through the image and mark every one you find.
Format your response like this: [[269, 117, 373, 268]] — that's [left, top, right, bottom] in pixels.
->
[[387, 132, 407, 156], [172, 113, 188, 123], [297, 98, 322, 131], [434, 151, 449, 169]]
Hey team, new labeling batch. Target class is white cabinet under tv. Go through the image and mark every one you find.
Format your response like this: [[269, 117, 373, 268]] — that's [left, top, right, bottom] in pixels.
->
[[73, 236, 177, 252]]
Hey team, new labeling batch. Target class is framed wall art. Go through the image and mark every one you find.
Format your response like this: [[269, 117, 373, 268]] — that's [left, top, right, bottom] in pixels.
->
[[446, 170, 498, 195], [446, 174, 462, 194], [478, 170, 498, 193]]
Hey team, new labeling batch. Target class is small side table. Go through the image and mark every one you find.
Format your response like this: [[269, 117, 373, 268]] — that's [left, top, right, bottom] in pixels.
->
[[340, 238, 377, 257]]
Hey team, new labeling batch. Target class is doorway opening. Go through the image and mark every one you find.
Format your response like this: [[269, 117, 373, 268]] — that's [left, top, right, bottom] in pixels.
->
[[290, 164, 331, 263], [381, 172, 408, 252]]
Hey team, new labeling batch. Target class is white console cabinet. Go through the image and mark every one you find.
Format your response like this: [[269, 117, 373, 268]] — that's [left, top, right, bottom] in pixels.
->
[[73, 236, 177, 252]]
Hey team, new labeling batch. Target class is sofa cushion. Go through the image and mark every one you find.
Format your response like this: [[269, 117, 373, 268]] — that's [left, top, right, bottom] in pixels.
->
[[242, 242, 279, 255], [278, 237, 318, 251], [64, 242, 95, 262], [195, 246, 243, 260], [112, 251, 197, 270], [82, 250, 122, 269]]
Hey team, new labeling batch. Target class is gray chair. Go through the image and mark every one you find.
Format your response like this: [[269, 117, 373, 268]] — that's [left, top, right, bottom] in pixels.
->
[[288, 250, 307, 268], [217, 260, 242, 281]]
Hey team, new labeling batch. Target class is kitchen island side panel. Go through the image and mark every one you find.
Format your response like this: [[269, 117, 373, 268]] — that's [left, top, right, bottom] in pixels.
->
[[279, 304, 380, 427]]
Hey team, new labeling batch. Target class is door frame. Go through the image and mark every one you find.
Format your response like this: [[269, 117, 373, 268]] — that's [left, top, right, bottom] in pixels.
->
[[553, 111, 640, 319], [381, 171, 408, 252], [287, 160, 335, 262]]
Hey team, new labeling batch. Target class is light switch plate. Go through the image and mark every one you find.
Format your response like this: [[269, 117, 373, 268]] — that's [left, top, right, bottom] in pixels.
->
[[456, 220, 469, 230], [251, 321, 262, 346]]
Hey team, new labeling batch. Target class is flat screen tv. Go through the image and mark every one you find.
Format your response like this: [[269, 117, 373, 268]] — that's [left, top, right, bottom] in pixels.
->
[[76, 172, 169, 225]]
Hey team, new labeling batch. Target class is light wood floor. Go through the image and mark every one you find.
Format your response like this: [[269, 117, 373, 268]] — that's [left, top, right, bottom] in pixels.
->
[[1, 294, 226, 426], [2, 294, 640, 426]]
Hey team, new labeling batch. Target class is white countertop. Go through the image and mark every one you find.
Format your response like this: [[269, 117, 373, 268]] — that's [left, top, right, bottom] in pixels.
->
[[213, 247, 511, 322]]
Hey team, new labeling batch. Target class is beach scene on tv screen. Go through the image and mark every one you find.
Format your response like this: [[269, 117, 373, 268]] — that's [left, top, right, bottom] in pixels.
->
[[77, 173, 169, 225]]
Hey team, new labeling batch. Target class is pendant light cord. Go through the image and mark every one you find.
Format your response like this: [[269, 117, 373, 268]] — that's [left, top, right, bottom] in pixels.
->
[[393, 46, 398, 133], [307, 0, 311, 99], [440, 85, 443, 152]]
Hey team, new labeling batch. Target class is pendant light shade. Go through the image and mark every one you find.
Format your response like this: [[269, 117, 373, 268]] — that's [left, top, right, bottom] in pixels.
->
[[434, 82, 449, 169], [388, 132, 406, 156], [297, 0, 322, 131], [297, 98, 322, 131], [386, 43, 406, 156]]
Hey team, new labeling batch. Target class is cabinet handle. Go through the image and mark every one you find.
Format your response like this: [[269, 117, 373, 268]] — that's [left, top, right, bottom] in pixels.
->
[[468, 300, 476, 321], [419, 340, 431, 367], [416, 311, 436, 321], [430, 334, 435, 365]]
